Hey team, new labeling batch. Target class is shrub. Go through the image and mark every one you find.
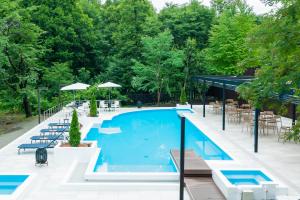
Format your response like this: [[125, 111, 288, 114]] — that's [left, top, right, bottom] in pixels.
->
[[89, 96, 97, 117], [69, 110, 81, 147], [283, 123, 300, 143], [179, 87, 187, 105]]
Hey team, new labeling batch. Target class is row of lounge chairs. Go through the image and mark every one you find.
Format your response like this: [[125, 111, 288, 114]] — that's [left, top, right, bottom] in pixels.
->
[[17, 121, 70, 154]]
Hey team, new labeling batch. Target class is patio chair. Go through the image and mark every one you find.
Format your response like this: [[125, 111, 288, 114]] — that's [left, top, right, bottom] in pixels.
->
[[212, 101, 221, 114], [227, 108, 239, 123], [265, 118, 278, 135], [240, 104, 251, 109], [111, 100, 120, 111], [275, 115, 292, 142], [99, 100, 108, 111], [226, 99, 234, 104]]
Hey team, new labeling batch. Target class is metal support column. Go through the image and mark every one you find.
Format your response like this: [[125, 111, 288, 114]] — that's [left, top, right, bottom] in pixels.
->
[[203, 81, 206, 118], [222, 83, 226, 131], [179, 116, 186, 200], [254, 108, 260, 153], [38, 89, 41, 124], [292, 104, 296, 126], [189, 85, 193, 109]]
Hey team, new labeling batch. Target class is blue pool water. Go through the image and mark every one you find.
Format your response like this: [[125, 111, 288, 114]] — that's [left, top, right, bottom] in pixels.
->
[[85, 109, 231, 172], [221, 170, 272, 186], [0, 175, 28, 195]]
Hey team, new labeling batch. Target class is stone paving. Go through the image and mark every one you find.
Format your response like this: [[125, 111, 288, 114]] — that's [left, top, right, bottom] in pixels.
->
[[0, 106, 299, 199]]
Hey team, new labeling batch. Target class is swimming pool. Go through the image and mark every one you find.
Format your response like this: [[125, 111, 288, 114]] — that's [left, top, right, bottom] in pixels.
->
[[0, 175, 29, 195], [84, 109, 231, 173]]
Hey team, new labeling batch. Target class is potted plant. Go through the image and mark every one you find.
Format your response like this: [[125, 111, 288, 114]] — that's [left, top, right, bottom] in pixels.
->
[[89, 96, 97, 117], [54, 110, 97, 163], [69, 110, 81, 147], [176, 86, 190, 108]]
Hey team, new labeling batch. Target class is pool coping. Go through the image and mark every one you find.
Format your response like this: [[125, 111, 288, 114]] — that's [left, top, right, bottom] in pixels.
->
[[212, 167, 288, 199], [84, 149, 180, 181], [0, 173, 36, 200], [82, 108, 235, 181]]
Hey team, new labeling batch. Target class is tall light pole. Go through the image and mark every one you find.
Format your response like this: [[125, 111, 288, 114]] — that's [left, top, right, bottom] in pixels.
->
[[179, 114, 186, 200], [38, 87, 48, 124]]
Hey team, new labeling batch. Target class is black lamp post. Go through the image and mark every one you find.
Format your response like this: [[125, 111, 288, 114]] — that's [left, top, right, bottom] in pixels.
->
[[38, 87, 48, 124], [179, 114, 185, 200]]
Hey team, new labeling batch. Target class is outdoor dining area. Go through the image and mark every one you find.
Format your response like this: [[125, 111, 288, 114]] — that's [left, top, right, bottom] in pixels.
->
[[192, 75, 299, 153], [209, 99, 293, 141]]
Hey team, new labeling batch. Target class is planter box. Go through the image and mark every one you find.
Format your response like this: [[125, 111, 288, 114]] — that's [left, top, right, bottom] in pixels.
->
[[54, 141, 98, 164]]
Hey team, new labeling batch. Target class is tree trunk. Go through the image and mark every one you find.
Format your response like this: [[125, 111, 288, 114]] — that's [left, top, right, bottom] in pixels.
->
[[23, 95, 32, 118], [157, 90, 161, 105]]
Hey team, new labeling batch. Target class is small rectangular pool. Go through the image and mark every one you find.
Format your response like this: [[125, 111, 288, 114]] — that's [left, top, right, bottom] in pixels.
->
[[221, 170, 272, 186], [0, 175, 29, 195]]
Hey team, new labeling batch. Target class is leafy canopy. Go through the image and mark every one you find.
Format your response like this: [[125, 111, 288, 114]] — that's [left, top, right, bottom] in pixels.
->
[[203, 1, 256, 75], [132, 30, 184, 104]]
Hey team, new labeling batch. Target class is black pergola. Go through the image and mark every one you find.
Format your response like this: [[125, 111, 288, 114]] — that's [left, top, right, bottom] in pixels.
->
[[191, 75, 299, 153]]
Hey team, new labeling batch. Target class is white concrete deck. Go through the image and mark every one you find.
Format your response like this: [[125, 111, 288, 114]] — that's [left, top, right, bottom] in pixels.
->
[[191, 105, 300, 197], [0, 106, 299, 199]]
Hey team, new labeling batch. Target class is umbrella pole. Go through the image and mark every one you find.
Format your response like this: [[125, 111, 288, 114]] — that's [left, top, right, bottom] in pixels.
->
[[73, 91, 76, 104], [109, 89, 111, 111]]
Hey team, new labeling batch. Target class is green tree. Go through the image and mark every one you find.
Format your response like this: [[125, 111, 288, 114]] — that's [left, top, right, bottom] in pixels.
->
[[0, 0, 44, 117], [89, 96, 97, 117], [101, 0, 156, 91], [238, 0, 300, 108], [69, 109, 81, 147], [182, 38, 206, 86], [203, 1, 256, 75], [132, 31, 184, 104], [159, 1, 214, 49], [179, 86, 187, 105], [43, 62, 74, 100]]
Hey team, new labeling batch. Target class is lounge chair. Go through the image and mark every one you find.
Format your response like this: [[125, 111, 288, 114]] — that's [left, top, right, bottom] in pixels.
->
[[17, 143, 54, 154], [40, 128, 69, 134], [48, 122, 70, 128], [18, 131, 65, 154], [30, 135, 65, 142]]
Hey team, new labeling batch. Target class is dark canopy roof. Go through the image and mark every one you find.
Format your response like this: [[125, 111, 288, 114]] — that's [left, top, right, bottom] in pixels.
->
[[192, 75, 299, 105], [192, 75, 254, 91]]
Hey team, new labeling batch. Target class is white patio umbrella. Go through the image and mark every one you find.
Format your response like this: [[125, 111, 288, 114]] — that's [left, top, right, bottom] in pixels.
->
[[61, 82, 90, 102], [97, 82, 121, 103]]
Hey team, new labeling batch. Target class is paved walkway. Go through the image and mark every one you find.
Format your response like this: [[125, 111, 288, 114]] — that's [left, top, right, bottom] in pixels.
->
[[0, 116, 38, 149], [0, 106, 299, 199], [192, 105, 300, 195]]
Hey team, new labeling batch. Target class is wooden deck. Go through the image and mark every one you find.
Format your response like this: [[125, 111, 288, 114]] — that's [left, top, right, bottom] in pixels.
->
[[170, 149, 212, 177], [170, 149, 225, 200]]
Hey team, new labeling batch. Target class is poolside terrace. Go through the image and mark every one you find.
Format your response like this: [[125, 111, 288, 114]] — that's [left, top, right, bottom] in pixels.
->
[[0, 105, 299, 199]]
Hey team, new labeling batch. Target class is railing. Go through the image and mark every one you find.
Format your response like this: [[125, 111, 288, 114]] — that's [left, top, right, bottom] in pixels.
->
[[43, 102, 67, 121]]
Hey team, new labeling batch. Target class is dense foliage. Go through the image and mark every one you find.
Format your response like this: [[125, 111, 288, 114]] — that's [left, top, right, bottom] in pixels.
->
[[69, 109, 81, 147], [132, 31, 184, 104], [0, 0, 299, 141]]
